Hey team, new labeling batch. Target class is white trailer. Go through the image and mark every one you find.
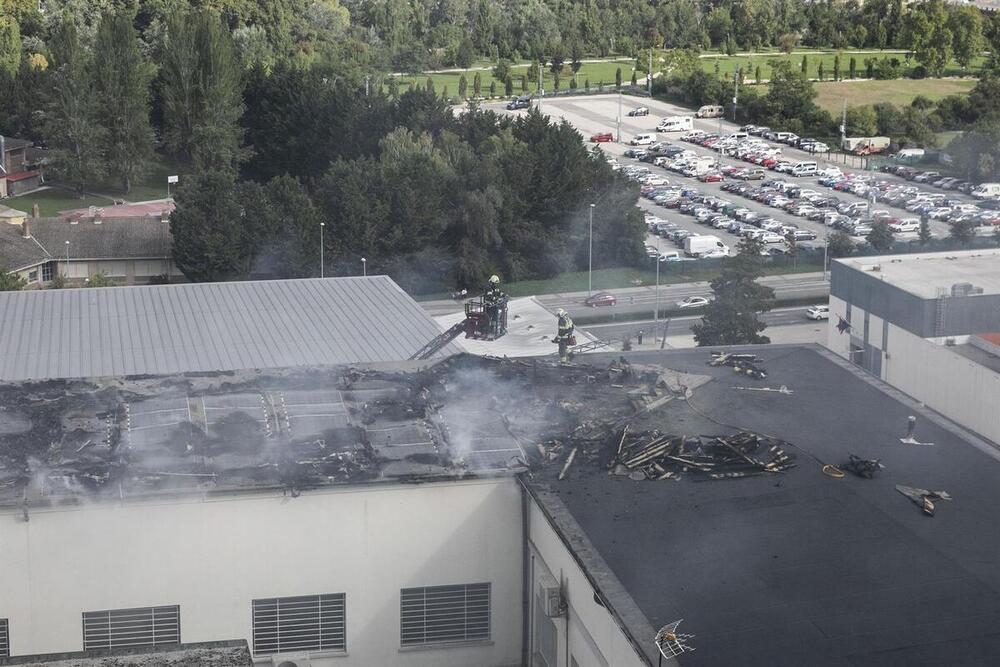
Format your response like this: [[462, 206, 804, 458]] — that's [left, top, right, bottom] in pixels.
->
[[657, 116, 693, 132]]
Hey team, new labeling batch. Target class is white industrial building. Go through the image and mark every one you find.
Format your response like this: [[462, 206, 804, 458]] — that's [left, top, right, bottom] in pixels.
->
[[826, 250, 1000, 445], [6, 277, 1000, 667]]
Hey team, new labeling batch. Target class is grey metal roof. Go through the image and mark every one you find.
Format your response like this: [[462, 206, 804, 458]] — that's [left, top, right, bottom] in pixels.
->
[[0, 216, 174, 272], [0, 276, 449, 380]]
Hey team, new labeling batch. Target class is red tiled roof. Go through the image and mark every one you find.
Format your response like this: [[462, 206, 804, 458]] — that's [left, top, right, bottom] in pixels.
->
[[60, 201, 175, 219], [4, 170, 39, 182]]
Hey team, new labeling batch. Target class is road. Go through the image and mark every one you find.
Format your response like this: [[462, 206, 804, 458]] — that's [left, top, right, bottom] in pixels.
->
[[487, 94, 979, 255], [579, 305, 821, 340], [420, 271, 829, 318]]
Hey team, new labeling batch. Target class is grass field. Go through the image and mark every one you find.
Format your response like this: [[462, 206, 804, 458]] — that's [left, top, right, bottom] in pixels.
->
[[810, 78, 977, 113], [389, 59, 637, 99], [3, 188, 111, 218], [698, 49, 984, 81]]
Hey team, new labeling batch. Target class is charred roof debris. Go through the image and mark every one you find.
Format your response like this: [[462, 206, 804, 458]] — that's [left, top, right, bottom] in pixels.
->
[[0, 350, 809, 510], [0, 354, 728, 508]]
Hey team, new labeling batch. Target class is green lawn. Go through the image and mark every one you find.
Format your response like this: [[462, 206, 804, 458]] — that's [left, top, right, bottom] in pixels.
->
[[811, 78, 977, 114], [3, 188, 112, 218], [88, 153, 184, 202], [389, 59, 637, 100], [698, 48, 985, 81]]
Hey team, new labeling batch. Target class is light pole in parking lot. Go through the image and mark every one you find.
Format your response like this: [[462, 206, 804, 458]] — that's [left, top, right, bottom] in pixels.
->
[[822, 227, 829, 282], [588, 203, 595, 296], [361, 257, 367, 277], [320, 222, 325, 278], [654, 236, 661, 328], [616, 90, 621, 142]]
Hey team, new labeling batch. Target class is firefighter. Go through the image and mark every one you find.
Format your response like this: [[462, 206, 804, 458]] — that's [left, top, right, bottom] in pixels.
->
[[555, 308, 575, 363], [483, 275, 505, 337]]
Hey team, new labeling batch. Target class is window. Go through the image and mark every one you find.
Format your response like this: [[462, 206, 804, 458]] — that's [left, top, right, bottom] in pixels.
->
[[82, 605, 180, 650], [252, 593, 345, 655], [41, 262, 54, 282], [533, 592, 557, 667], [27, 270, 37, 283], [0, 618, 8, 657], [400, 583, 490, 647]]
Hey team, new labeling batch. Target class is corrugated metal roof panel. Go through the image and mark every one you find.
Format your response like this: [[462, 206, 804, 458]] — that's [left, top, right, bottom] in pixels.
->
[[0, 277, 449, 381]]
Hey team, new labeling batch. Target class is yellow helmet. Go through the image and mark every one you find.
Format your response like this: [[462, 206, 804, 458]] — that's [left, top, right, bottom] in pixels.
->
[[489, 274, 500, 284]]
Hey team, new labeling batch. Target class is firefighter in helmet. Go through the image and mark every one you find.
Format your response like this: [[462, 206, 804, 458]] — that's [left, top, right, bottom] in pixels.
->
[[555, 308, 575, 363], [483, 274, 506, 337]]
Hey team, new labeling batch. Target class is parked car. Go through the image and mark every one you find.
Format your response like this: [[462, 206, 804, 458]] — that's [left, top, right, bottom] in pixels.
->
[[676, 296, 710, 309], [590, 132, 613, 143], [698, 171, 724, 183], [506, 96, 531, 110], [627, 107, 650, 117], [584, 292, 617, 307], [805, 305, 830, 320]]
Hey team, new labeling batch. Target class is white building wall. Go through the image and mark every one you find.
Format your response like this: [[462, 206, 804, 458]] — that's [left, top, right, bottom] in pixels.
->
[[882, 326, 1000, 445], [826, 296, 850, 356], [0, 478, 523, 667], [527, 499, 647, 667]]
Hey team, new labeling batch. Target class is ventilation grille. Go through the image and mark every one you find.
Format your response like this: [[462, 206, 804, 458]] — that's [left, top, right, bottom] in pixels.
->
[[0, 618, 8, 657], [252, 593, 345, 655], [82, 605, 179, 650], [400, 583, 490, 646]]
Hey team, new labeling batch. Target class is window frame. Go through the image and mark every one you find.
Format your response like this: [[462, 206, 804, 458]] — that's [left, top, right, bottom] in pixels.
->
[[82, 605, 180, 650], [251, 593, 346, 656], [399, 582, 491, 648]]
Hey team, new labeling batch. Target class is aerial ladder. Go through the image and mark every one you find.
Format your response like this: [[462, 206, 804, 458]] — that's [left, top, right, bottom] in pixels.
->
[[409, 294, 509, 360]]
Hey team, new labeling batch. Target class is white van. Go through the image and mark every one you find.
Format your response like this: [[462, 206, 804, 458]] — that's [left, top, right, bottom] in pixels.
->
[[972, 183, 1000, 199], [630, 133, 656, 146], [774, 132, 794, 143], [696, 105, 724, 118], [727, 132, 749, 141], [657, 116, 693, 132], [792, 162, 817, 177]]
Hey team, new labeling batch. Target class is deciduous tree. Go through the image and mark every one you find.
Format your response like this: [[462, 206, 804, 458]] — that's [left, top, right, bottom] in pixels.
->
[[692, 235, 775, 346]]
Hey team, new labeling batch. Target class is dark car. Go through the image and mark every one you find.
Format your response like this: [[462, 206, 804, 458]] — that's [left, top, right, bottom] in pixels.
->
[[506, 96, 531, 110], [627, 107, 650, 117], [585, 292, 618, 307]]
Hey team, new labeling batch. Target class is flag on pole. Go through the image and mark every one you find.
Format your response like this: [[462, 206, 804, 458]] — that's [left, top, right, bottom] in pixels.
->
[[836, 315, 852, 334]]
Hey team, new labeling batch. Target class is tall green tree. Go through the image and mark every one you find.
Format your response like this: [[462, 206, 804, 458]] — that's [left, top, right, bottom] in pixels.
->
[[41, 16, 106, 194], [948, 5, 985, 70], [949, 219, 977, 245], [866, 220, 895, 252], [692, 236, 775, 346], [93, 12, 154, 193], [170, 170, 251, 282], [902, 0, 953, 76], [161, 11, 245, 173], [0, 16, 19, 78], [918, 218, 933, 245]]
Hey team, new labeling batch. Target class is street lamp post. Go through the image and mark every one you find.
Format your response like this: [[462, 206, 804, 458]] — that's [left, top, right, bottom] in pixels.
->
[[361, 257, 367, 277], [320, 222, 325, 278], [588, 203, 595, 296], [654, 236, 661, 328], [616, 89, 621, 142]]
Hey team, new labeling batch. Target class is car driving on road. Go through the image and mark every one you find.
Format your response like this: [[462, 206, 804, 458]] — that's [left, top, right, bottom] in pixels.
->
[[585, 292, 618, 307], [805, 305, 830, 320], [627, 107, 649, 117], [676, 296, 710, 309]]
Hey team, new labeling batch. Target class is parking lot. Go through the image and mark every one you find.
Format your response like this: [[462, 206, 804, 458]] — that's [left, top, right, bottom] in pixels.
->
[[490, 94, 996, 257]]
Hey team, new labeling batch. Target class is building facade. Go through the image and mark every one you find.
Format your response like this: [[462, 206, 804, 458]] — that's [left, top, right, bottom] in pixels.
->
[[826, 250, 1000, 444]]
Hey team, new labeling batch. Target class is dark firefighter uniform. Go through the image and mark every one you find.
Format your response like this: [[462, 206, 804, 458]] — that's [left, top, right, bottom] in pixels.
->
[[483, 275, 505, 337], [556, 310, 575, 362]]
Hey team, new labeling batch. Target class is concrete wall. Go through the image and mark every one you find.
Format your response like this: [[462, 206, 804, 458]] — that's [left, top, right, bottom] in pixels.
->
[[827, 295, 1000, 445], [881, 326, 1000, 445], [526, 497, 647, 667], [0, 479, 523, 667]]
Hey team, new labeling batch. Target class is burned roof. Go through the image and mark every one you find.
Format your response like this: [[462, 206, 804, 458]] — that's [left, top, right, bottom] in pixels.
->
[[0, 276, 453, 381], [0, 640, 252, 666], [526, 345, 1000, 666], [0, 354, 688, 508]]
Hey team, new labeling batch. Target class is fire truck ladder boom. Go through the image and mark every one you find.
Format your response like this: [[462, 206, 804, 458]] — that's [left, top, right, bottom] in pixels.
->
[[409, 321, 467, 360]]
